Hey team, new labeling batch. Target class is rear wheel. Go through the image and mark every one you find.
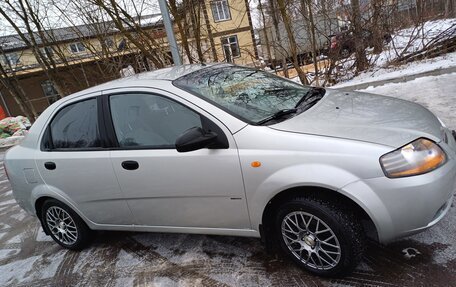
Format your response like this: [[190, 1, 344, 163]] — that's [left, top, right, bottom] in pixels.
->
[[41, 199, 93, 250], [275, 197, 365, 277]]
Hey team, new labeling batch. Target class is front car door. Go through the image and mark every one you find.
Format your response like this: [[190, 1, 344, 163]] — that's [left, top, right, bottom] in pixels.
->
[[35, 94, 134, 225], [106, 89, 250, 230]]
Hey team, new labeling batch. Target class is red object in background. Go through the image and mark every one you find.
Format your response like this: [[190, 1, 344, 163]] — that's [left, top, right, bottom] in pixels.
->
[[0, 106, 6, 120]]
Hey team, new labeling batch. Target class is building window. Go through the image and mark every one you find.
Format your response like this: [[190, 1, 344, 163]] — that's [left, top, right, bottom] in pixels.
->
[[101, 37, 114, 49], [117, 39, 127, 51], [211, 0, 231, 22], [221, 35, 240, 62], [41, 80, 60, 105], [40, 47, 54, 59], [69, 42, 86, 53], [2, 53, 21, 66]]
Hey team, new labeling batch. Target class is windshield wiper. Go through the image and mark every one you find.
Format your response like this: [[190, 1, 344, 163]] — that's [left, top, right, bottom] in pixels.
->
[[294, 87, 325, 109], [256, 108, 297, 125]]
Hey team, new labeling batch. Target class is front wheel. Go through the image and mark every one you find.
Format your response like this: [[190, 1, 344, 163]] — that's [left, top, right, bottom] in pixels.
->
[[41, 199, 93, 250], [275, 197, 365, 277]]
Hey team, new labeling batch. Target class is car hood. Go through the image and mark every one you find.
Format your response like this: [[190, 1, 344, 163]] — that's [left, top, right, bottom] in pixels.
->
[[271, 89, 443, 148]]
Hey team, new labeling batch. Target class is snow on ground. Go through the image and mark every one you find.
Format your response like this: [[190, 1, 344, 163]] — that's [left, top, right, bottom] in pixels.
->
[[358, 72, 456, 129], [375, 18, 456, 66], [331, 18, 456, 87], [0, 136, 25, 149], [333, 51, 456, 88]]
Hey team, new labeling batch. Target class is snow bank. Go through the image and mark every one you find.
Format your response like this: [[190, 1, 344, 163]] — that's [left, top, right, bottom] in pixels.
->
[[333, 51, 456, 88]]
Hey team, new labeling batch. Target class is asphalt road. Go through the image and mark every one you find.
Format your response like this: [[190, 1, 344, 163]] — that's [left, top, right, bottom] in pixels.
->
[[0, 152, 455, 287]]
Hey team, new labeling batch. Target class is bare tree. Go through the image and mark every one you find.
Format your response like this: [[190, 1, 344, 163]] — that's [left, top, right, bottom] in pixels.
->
[[351, 0, 368, 73], [168, 0, 194, 63], [0, 0, 71, 96], [0, 48, 37, 119], [300, 0, 319, 85], [258, 0, 273, 66], [277, 0, 309, 84], [89, 0, 170, 69], [266, 0, 289, 77]]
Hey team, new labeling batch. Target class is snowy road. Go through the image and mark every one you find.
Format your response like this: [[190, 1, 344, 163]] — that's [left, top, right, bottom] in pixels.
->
[[0, 73, 456, 286]]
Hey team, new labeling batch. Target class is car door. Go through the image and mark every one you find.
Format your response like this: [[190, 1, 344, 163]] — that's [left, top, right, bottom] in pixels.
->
[[106, 90, 251, 229], [35, 95, 134, 225]]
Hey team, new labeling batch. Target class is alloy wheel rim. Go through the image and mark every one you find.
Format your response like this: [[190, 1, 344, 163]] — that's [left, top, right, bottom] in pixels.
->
[[46, 206, 78, 245], [281, 211, 341, 270]]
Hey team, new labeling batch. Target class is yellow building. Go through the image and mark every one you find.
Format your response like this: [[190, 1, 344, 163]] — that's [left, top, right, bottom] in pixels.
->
[[203, 0, 258, 64], [0, 0, 257, 117]]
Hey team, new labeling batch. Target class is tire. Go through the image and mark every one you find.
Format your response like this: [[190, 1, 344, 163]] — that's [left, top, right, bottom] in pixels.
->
[[41, 199, 93, 250], [275, 197, 365, 277]]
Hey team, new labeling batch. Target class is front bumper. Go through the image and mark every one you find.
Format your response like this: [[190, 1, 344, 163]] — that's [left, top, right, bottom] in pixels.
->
[[343, 154, 456, 243], [399, 194, 453, 238]]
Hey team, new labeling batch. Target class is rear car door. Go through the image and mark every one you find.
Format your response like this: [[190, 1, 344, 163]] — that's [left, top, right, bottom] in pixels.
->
[[35, 95, 134, 225], [106, 89, 250, 229]]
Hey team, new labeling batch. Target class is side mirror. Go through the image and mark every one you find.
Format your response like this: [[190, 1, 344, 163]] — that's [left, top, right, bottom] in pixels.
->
[[175, 127, 218, 153]]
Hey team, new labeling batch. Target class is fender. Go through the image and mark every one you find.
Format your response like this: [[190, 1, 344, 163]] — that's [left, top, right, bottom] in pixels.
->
[[247, 163, 387, 237], [30, 184, 98, 230], [339, 179, 393, 243]]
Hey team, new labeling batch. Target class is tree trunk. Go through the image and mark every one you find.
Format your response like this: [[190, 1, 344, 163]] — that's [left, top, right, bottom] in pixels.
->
[[351, 0, 368, 73], [372, 0, 384, 54], [276, 0, 308, 84], [168, 0, 193, 64], [304, 0, 319, 85], [201, 1, 218, 61], [268, 0, 289, 78], [190, 0, 205, 62], [258, 0, 273, 67]]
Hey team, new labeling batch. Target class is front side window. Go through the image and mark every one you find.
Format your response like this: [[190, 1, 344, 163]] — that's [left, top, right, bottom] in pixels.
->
[[174, 66, 316, 124], [109, 94, 202, 148], [211, 0, 231, 22], [41, 80, 60, 105], [221, 35, 240, 62], [69, 42, 86, 53], [48, 98, 101, 149]]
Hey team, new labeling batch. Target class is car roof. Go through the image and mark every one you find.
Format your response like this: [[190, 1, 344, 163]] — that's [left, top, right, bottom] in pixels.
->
[[77, 62, 230, 94], [120, 62, 225, 81]]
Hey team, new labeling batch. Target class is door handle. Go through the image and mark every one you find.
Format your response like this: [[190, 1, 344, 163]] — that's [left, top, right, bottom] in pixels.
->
[[121, 160, 139, 170], [44, 162, 56, 170]]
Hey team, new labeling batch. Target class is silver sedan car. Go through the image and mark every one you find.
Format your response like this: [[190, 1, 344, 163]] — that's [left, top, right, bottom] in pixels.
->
[[4, 64, 456, 276]]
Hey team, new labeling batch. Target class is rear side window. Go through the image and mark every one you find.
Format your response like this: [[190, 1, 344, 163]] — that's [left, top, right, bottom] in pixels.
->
[[48, 98, 101, 149]]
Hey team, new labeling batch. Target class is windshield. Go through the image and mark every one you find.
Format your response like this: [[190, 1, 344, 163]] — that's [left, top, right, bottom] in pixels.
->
[[173, 65, 320, 124]]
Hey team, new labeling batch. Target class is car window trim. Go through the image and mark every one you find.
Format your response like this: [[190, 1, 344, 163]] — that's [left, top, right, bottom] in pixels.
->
[[100, 94, 119, 148], [103, 91, 229, 151], [41, 96, 106, 152]]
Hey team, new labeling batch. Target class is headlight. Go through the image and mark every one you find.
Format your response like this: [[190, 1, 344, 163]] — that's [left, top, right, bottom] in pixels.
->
[[380, 138, 446, 178]]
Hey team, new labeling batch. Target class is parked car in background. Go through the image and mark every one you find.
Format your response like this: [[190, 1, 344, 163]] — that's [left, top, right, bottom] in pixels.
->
[[4, 64, 456, 277], [329, 30, 392, 58]]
